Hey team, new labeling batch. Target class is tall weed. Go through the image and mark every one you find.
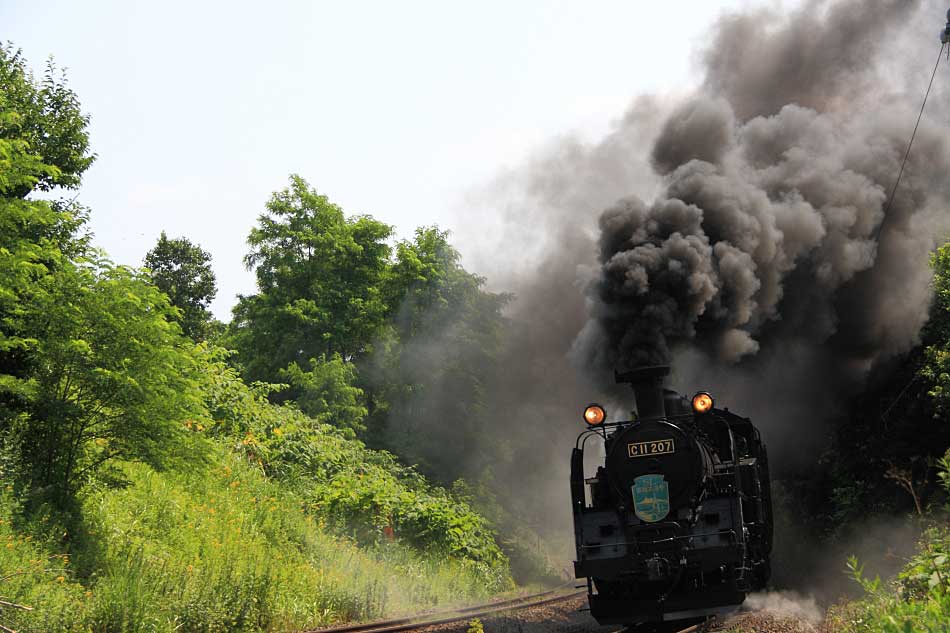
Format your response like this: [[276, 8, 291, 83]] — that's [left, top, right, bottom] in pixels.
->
[[828, 526, 950, 633], [1, 449, 509, 632]]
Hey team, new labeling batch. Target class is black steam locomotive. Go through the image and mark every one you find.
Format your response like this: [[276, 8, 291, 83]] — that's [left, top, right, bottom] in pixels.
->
[[571, 366, 773, 631]]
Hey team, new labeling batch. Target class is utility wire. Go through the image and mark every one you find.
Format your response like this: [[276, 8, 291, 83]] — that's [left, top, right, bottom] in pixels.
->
[[877, 38, 947, 426], [873, 42, 947, 242]]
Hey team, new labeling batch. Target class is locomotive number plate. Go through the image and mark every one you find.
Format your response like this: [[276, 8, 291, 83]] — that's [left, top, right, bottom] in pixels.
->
[[627, 439, 675, 458]]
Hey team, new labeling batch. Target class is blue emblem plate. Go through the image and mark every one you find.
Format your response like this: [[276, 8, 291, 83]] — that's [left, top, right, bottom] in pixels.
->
[[632, 474, 670, 523]]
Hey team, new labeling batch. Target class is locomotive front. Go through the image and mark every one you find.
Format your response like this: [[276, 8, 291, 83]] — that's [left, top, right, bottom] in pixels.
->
[[570, 366, 772, 630]]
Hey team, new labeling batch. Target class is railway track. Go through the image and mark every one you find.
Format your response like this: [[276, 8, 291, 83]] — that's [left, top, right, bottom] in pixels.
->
[[305, 587, 710, 633], [304, 587, 584, 633]]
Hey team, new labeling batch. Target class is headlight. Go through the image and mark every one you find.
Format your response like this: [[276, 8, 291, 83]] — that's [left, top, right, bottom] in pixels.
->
[[583, 404, 606, 425], [692, 392, 714, 414]]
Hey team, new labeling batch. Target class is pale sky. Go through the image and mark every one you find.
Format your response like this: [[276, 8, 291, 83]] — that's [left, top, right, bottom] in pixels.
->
[[2, 0, 771, 319]]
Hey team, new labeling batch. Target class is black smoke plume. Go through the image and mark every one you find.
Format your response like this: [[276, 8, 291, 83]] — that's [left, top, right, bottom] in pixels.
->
[[575, 0, 950, 396], [447, 0, 950, 575]]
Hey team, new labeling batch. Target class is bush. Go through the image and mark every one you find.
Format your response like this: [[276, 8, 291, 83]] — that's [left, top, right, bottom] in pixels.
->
[[897, 526, 950, 600], [827, 525, 950, 632], [199, 346, 513, 588], [0, 448, 509, 632], [279, 354, 367, 436], [0, 489, 88, 632]]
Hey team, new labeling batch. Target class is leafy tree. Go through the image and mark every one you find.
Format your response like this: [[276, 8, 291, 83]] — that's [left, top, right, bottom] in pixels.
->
[[1, 45, 94, 399], [365, 227, 509, 481], [385, 226, 476, 335], [807, 241, 950, 530], [921, 242, 950, 415], [1, 48, 91, 440], [230, 175, 393, 382], [0, 44, 94, 197], [0, 121, 72, 373], [144, 231, 218, 340], [0, 47, 206, 500], [7, 257, 208, 497], [280, 354, 367, 436]]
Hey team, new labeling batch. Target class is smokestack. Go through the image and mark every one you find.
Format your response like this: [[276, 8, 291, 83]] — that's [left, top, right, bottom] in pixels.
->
[[615, 365, 670, 420]]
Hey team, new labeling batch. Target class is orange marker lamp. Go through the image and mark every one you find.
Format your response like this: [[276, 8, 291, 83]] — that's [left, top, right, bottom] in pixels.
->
[[583, 404, 606, 426], [692, 392, 714, 414]]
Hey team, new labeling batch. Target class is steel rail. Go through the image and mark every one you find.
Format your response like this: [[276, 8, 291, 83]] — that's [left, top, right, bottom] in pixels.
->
[[304, 587, 585, 633], [305, 588, 716, 633]]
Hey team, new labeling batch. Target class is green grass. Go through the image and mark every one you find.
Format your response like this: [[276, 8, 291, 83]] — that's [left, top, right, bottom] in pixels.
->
[[0, 489, 88, 631], [828, 591, 950, 633], [201, 348, 513, 581], [826, 526, 950, 633], [0, 352, 517, 632], [0, 448, 510, 632]]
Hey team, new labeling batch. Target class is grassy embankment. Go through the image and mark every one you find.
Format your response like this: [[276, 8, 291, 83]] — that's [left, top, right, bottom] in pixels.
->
[[822, 524, 950, 632], [0, 352, 514, 632]]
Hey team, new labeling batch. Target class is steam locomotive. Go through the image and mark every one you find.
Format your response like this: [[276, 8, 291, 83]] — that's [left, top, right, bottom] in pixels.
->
[[571, 366, 773, 631]]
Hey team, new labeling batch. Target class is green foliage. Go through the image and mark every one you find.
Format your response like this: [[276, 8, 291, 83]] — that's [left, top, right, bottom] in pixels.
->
[[448, 479, 562, 586], [365, 227, 510, 483], [302, 447, 510, 581], [143, 231, 218, 340], [4, 255, 209, 497], [0, 47, 205, 501], [467, 618, 484, 633], [0, 490, 88, 632], [385, 227, 509, 342], [920, 242, 950, 415], [231, 175, 393, 382], [197, 345, 288, 439], [0, 44, 94, 195], [927, 242, 950, 336], [227, 185, 514, 557], [0, 451, 504, 633], [830, 529, 950, 633], [0, 45, 515, 633], [812, 241, 950, 530], [896, 527, 950, 600], [0, 66, 84, 382], [0, 166, 73, 368], [197, 350, 511, 586], [938, 450, 950, 495], [279, 354, 367, 436], [847, 555, 884, 596]]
